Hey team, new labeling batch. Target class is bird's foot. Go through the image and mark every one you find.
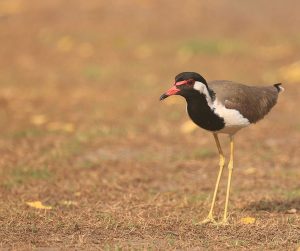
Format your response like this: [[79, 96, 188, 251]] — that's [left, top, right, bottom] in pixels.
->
[[195, 214, 217, 225], [214, 218, 229, 226]]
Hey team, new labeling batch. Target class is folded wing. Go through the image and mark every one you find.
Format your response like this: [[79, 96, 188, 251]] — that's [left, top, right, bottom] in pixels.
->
[[208, 80, 280, 123]]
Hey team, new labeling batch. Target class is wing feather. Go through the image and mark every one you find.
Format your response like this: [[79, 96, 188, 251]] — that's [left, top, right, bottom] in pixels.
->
[[208, 80, 279, 123]]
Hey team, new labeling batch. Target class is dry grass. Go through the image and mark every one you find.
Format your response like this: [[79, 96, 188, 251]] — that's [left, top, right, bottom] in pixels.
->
[[0, 0, 300, 250]]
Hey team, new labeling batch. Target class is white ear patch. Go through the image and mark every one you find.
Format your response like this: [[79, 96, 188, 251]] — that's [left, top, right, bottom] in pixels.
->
[[193, 82, 205, 93], [193, 81, 212, 106]]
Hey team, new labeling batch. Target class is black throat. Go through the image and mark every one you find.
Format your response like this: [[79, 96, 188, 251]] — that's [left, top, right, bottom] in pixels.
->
[[185, 92, 225, 132]]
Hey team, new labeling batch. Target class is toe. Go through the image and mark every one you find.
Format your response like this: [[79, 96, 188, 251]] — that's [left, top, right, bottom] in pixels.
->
[[214, 219, 229, 226], [195, 217, 216, 225]]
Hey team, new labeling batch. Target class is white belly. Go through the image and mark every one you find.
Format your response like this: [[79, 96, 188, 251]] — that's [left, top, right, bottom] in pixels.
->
[[212, 99, 250, 134]]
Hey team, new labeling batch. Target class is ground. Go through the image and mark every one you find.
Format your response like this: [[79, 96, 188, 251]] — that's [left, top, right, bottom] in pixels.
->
[[0, 0, 300, 250]]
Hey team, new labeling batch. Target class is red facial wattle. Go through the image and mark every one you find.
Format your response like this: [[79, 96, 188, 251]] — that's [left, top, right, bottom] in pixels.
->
[[174, 80, 188, 86]]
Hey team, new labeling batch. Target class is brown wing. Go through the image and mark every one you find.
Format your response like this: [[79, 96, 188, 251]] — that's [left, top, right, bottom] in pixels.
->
[[208, 80, 279, 123]]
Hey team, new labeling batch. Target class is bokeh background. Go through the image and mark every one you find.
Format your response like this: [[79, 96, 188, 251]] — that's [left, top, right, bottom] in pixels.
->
[[0, 0, 300, 249]]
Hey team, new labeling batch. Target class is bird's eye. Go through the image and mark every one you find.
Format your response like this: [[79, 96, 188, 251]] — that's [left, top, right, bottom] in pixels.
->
[[186, 79, 194, 86]]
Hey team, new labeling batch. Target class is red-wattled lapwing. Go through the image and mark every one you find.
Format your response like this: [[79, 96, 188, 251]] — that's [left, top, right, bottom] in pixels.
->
[[160, 72, 284, 225]]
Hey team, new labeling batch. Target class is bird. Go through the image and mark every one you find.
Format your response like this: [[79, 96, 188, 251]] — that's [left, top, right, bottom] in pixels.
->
[[160, 72, 284, 225]]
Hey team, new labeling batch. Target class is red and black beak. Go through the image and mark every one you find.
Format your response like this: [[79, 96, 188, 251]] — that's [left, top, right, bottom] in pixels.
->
[[159, 85, 180, 101]]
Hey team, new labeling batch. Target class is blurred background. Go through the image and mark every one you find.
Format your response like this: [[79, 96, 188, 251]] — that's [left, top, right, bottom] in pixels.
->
[[0, 0, 300, 249]]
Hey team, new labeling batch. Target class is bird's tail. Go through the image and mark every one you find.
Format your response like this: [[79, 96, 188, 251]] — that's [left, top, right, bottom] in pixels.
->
[[274, 83, 284, 93]]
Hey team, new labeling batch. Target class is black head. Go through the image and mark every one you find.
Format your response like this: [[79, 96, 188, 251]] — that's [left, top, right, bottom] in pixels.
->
[[175, 72, 207, 84], [160, 72, 208, 100]]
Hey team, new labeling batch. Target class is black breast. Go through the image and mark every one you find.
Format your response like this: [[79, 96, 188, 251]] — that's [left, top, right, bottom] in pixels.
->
[[186, 94, 225, 132]]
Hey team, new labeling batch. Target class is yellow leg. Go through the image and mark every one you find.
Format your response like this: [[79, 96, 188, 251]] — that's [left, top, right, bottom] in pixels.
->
[[199, 133, 225, 224], [218, 135, 234, 225]]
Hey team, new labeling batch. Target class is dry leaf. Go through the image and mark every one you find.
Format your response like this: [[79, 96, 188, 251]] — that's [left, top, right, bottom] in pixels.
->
[[181, 120, 198, 134], [286, 208, 297, 214], [62, 123, 75, 133], [240, 217, 256, 224], [30, 114, 47, 126], [243, 167, 256, 175], [57, 36, 74, 52], [26, 201, 52, 210], [61, 200, 78, 206], [74, 192, 81, 197]]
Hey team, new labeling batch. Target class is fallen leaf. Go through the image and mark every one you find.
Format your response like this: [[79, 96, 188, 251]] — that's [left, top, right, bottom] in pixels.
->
[[286, 208, 297, 214], [62, 123, 75, 133], [240, 217, 256, 224], [30, 114, 47, 126], [74, 192, 81, 197], [243, 167, 257, 175], [61, 200, 78, 206], [181, 120, 198, 134], [57, 36, 74, 52], [26, 201, 52, 210]]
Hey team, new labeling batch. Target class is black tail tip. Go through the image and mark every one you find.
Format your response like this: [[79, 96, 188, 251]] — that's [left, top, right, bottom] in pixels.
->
[[274, 83, 284, 93]]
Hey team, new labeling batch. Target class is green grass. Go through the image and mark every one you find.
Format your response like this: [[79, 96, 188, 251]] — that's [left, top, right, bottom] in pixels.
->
[[4, 166, 53, 187], [82, 65, 102, 81], [284, 188, 300, 200], [191, 148, 216, 159], [8, 128, 46, 139], [187, 193, 209, 204]]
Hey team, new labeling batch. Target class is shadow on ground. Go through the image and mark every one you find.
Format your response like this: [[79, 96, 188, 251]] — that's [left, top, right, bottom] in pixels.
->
[[245, 198, 300, 212]]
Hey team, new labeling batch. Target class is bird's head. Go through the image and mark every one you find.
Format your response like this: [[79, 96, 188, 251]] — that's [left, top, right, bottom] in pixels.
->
[[160, 72, 208, 100]]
